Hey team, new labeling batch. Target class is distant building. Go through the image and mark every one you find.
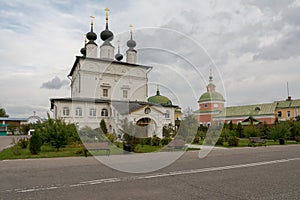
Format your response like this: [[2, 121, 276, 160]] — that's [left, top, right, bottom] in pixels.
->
[[0, 117, 28, 136], [195, 72, 300, 125], [50, 9, 180, 138]]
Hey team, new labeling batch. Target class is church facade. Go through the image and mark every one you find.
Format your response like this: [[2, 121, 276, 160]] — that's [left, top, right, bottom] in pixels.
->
[[50, 9, 180, 138]]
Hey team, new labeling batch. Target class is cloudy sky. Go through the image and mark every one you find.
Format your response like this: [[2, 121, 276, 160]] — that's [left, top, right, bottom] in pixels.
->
[[0, 0, 300, 118]]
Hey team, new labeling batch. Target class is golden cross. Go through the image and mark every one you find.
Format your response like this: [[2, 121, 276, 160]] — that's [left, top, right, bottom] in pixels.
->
[[90, 16, 95, 25], [105, 7, 109, 21], [129, 24, 133, 33]]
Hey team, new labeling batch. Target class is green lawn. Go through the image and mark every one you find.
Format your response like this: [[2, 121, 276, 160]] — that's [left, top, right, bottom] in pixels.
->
[[0, 139, 298, 160], [218, 138, 298, 148]]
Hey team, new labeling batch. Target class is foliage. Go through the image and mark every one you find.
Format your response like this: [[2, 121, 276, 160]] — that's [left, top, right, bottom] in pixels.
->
[[34, 114, 79, 151], [0, 107, 9, 117], [106, 133, 115, 143], [29, 132, 42, 154], [163, 124, 174, 138], [269, 122, 290, 141], [290, 122, 300, 138], [244, 126, 260, 138], [161, 137, 172, 145], [151, 135, 161, 146], [192, 136, 200, 144], [8, 125, 18, 135], [100, 119, 108, 135], [177, 108, 198, 143], [227, 136, 240, 147], [259, 123, 269, 139], [236, 123, 244, 138], [216, 137, 224, 145], [17, 137, 29, 149]]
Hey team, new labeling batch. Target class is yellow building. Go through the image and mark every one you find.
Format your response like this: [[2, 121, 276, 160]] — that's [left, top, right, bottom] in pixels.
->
[[275, 97, 300, 121]]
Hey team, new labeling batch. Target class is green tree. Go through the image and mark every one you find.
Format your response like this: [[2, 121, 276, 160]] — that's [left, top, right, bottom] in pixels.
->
[[100, 119, 108, 135], [0, 107, 8, 117], [269, 122, 290, 141], [236, 123, 244, 138], [29, 132, 42, 154], [244, 126, 260, 138]]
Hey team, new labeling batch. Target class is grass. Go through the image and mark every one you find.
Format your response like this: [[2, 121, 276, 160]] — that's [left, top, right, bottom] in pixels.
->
[[217, 138, 298, 148], [0, 139, 298, 160]]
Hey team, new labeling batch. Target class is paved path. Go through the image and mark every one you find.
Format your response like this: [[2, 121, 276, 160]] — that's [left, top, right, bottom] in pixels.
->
[[0, 144, 299, 200]]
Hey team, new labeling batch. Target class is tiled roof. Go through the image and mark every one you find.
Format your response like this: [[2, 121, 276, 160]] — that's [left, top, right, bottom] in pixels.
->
[[215, 103, 277, 118]]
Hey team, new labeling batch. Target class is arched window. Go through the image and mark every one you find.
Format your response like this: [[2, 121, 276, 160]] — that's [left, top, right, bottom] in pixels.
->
[[101, 108, 108, 116], [75, 107, 82, 116], [89, 108, 96, 117], [165, 110, 170, 118], [63, 107, 69, 116]]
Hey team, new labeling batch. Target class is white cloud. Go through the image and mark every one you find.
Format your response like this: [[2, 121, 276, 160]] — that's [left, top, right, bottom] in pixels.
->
[[0, 0, 299, 117]]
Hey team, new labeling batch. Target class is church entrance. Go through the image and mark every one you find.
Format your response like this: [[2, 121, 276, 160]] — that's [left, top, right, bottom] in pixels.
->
[[136, 117, 156, 137]]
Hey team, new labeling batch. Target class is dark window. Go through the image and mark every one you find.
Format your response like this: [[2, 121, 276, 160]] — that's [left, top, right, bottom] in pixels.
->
[[101, 108, 108, 116]]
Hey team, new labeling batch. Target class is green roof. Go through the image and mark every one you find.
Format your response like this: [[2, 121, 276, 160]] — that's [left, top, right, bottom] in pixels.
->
[[215, 103, 277, 118], [275, 99, 300, 108], [198, 91, 225, 103], [148, 90, 172, 106]]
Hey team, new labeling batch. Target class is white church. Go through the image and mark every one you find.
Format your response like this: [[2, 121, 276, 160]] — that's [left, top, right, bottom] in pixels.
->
[[50, 8, 181, 138]]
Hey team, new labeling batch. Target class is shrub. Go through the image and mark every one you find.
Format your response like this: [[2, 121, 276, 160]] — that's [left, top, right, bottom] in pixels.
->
[[12, 146, 21, 156], [151, 136, 161, 146], [192, 136, 200, 144], [162, 137, 172, 145], [106, 133, 115, 143], [29, 132, 42, 154], [227, 136, 239, 147], [269, 123, 290, 141], [216, 137, 224, 145], [17, 137, 29, 149], [244, 126, 260, 138]]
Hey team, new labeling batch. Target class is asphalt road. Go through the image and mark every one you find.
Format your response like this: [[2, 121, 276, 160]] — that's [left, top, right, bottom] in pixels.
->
[[0, 145, 299, 200]]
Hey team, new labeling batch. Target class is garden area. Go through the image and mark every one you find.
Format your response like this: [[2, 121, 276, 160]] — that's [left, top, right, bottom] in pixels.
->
[[0, 114, 300, 160]]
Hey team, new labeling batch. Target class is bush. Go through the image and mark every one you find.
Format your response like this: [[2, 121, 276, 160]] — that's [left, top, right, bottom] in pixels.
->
[[106, 133, 115, 143], [151, 136, 161, 146], [161, 137, 172, 145], [192, 136, 200, 144], [29, 132, 42, 154], [12, 146, 21, 156], [17, 137, 29, 149], [244, 126, 260, 138], [227, 136, 239, 147], [269, 123, 290, 141], [216, 137, 224, 145]]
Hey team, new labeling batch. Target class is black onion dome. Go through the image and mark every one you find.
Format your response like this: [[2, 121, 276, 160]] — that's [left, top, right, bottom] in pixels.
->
[[80, 47, 86, 55], [115, 53, 123, 61], [127, 39, 136, 48], [100, 28, 113, 41], [86, 30, 97, 41]]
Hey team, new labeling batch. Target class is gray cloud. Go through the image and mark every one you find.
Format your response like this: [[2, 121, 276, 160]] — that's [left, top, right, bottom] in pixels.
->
[[41, 76, 69, 90]]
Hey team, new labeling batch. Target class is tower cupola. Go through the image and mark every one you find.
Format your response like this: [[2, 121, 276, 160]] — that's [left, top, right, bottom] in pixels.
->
[[115, 40, 123, 61], [99, 8, 115, 60], [126, 24, 137, 64], [85, 16, 98, 58]]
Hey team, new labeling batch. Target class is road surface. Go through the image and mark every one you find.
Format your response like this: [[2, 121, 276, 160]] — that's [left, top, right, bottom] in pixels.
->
[[0, 145, 299, 200]]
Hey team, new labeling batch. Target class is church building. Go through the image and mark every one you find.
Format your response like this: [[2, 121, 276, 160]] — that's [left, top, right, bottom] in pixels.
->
[[50, 9, 180, 138]]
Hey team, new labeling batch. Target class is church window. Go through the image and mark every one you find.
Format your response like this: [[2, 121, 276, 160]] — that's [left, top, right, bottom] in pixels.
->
[[75, 107, 82, 116], [287, 111, 291, 118], [63, 107, 69, 116], [101, 108, 109, 116], [204, 104, 208, 108], [123, 90, 128, 98], [144, 107, 151, 114], [103, 89, 108, 97], [165, 110, 170, 119], [89, 108, 96, 117]]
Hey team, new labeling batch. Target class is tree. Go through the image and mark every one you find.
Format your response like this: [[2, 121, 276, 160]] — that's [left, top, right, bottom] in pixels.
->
[[0, 107, 8, 117], [236, 122, 244, 138], [29, 132, 42, 154], [100, 119, 108, 135], [269, 122, 290, 142]]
